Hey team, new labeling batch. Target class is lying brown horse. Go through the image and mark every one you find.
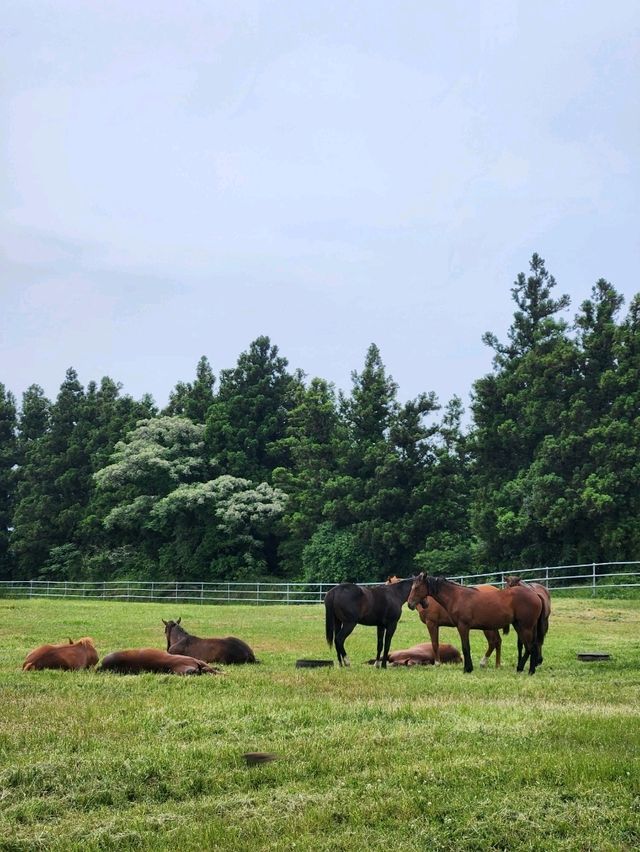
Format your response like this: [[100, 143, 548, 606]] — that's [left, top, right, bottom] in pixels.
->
[[505, 576, 551, 666], [162, 618, 257, 664], [98, 648, 221, 675], [388, 576, 502, 668], [22, 637, 98, 671], [369, 642, 462, 666], [408, 574, 544, 674]]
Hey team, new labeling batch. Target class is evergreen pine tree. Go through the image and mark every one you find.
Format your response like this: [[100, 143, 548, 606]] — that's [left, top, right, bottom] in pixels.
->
[[0, 384, 18, 578]]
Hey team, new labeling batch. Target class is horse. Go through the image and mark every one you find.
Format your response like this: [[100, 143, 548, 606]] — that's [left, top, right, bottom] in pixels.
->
[[387, 576, 502, 668], [98, 648, 222, 675], [505, 576, 551, 666], [369, 642, 462, 666], [162, 618, 257, 664], [324, 577, 414, 668], [407, 573, 544, 674], [22, 637, 98, 671]]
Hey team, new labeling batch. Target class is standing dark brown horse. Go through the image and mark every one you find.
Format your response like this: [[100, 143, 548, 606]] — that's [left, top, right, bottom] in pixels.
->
[[408, 574, 544, 674], [505, 576, 551, 667], [387, 576, 502, 668], [324, 578, 413, 668], [162, 618, 257, 664]]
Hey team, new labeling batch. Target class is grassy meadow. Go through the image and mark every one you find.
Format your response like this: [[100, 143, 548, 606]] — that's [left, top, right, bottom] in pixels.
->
[[0, 595, 638, 851]]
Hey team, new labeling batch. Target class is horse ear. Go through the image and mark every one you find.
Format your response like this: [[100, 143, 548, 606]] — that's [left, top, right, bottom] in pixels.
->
[[68, 637, 73, 644], [162, 619, 168, 626], [177, 617, 181, 625]]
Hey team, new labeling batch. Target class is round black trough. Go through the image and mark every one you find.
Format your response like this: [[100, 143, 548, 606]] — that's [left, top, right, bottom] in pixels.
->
[[577, 652, 611, 662], [295, 659, 334, 668]]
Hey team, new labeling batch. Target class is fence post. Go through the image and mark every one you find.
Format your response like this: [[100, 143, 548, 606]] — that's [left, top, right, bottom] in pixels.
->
[[545, 567, 549, 588], [175, 581, 178, 602], [256, 582, 260, 606], [500, 571, 505, 588], [592, 562, 596, 596], [286, 583, 290, 605], [30, 579, 33, 599], [200, 582, 204, 604], [227, 582, 230, 603]]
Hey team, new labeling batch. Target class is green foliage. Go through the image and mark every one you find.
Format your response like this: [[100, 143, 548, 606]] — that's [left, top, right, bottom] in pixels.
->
[[3, 261, 639, 584], [301, 522, 377, 584], [205, 336, 298, 481], [0, 383, 18, 577]]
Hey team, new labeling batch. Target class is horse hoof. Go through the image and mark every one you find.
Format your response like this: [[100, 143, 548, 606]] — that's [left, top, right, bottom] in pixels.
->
[[479, 657, 487, 668], [344, 657, 350, 667], [374, 660, 381, 668], [434, 660, 441, 667]]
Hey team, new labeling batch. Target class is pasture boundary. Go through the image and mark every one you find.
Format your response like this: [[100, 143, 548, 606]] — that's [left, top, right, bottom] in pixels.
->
[[0, 561, 638, 605]]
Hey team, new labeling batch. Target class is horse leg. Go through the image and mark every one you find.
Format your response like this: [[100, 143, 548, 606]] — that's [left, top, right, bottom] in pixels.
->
[[374, 624, 385, 668], [336, 622, 356, 667], [479, 630, 491, 668], [381, 622, 397, 669], [332, 618, 343, 666], [516, 627, 537, 674], [457, 624, 473, 673], [427, 621, 441, 666]]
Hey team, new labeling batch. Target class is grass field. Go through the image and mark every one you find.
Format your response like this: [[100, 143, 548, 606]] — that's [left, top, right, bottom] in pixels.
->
[[0, 596, 638, 851]]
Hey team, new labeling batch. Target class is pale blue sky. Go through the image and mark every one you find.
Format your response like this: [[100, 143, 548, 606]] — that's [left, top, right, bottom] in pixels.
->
[[2, 1, 638, 412]]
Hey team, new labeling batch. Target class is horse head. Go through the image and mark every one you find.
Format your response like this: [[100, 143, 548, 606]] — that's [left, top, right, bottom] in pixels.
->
[[505, 576, 522, 587], [407, 573, 443, 610], [162, 618, 183, 650], [386, 575, 402, 584]]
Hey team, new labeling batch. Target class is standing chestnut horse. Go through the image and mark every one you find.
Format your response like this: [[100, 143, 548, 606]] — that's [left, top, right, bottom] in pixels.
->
[[162, 618, 257, 664], [324, 578, 413, 668], [505, 576, 551, 667], [408, 574, 544, 674], [388, 576, 502, 668]]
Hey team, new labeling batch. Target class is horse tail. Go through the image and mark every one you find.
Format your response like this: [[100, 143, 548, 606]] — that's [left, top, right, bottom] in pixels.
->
[[536, 608, 546, 647], [325, 591, 335, 649]]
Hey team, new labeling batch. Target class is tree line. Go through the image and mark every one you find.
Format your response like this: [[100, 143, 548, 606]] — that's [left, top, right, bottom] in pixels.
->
[[1, 254, 638, 584]]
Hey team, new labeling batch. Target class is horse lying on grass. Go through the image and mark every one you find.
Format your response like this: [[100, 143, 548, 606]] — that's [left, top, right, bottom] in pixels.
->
[[368, 642, 462, 666], [162, 618, 257, 664], [22, 638, 98, 671], [98, 649, 222, 675]]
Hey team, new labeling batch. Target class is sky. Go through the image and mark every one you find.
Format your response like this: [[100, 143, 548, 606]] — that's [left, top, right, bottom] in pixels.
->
[[2, 1, 639, 414]]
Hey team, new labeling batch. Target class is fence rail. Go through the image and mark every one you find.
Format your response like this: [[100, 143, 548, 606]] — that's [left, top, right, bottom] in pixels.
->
[[0, 562, 639, 605]]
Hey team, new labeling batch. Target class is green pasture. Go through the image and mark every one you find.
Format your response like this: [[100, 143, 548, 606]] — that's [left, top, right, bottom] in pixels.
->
[[0, 597, 638, 851]]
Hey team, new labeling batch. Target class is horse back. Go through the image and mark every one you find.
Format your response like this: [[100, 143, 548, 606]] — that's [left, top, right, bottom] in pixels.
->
[[169, 635, 256, 664], [100, 648, 218, 674], [22, 640, 98, 671]]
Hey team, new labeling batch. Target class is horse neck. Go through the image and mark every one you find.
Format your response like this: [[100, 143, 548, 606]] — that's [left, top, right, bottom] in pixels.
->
[[170, 624, 189, 643], [428, 579, 458, 610], [388, 578, 414, 603]]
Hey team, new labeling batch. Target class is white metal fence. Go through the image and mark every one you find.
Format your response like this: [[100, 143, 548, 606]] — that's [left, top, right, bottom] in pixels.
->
[[0, 562, 638, 605]]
